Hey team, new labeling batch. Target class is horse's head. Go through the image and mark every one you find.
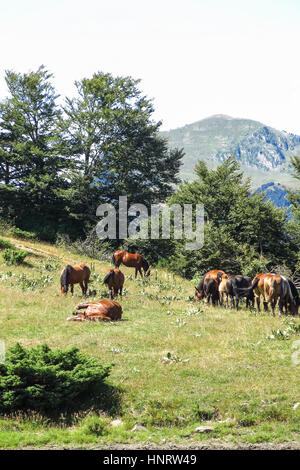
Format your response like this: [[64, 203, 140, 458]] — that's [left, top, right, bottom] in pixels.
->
[[61, 284, 68, 295], [195, 286, 204, 301], [142, 259, 151, 277]]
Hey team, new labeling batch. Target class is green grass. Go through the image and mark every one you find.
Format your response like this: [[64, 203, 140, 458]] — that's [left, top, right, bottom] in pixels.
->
[[0, 236, 300, 448]]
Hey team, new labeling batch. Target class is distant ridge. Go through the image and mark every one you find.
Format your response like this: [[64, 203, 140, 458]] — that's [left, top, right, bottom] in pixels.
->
[[161, 115, 300, 189]]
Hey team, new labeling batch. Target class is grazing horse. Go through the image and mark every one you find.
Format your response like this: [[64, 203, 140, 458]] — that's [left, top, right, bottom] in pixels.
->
[[235, 273, 270, 312], [67, 299, 122, 322], [103, 268, 125, 299], [195, 278, 219, 306], [195, 269, 227, 301], [112, 250, 150, 278], [286, 279, 300, 315], [220, 275, 254, 310], [60, 264, 91, 296], [237, 273, 298, 315]]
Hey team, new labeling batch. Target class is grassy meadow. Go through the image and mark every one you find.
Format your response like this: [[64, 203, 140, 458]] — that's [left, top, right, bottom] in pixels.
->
[[0, 236, 300, 448]]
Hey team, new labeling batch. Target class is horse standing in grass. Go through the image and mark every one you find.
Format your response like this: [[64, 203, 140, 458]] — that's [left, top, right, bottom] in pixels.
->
[[195, 269, 227, 301], [103, 268, 125, 299], [60, 264, 91, 296], [236, 273, 298, 315], [220, 275, 254, 310], [195, 277, 219, 306], [112, 250, 150, 278], [67, 299, 122, 322]]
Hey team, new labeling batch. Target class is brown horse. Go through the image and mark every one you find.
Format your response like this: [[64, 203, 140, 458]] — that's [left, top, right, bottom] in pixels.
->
[[195, 277, 219, 306], [112, 250, 150, 278], [60, 264, 91, 296], [237, 273, 298, 315], [264, 274, 298, 315], [195, 269, 227, 301], [67, 299, 122, 321], [103, 268, 125, 299]]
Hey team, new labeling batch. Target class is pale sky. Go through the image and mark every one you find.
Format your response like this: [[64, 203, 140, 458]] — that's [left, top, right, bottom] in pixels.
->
[[0, 0, 300, 133]]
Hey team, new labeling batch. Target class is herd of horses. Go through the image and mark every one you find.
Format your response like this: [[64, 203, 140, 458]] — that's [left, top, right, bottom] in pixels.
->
[[195, 269, 300, 316], [62, 250, 150, 322], [60, 251, 300, 321]]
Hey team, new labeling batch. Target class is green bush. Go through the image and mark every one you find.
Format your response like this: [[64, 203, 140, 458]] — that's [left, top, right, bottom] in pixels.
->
[[10, 227, 37, 240], [2, 249, 27, 265], [0, 343, 111, 415], [0, 238, 15, 250]]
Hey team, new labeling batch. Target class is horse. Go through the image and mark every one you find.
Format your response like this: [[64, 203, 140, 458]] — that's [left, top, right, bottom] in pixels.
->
[[60, 264, 91, 296], [263, 274, 298, 315], [103, 268, 125, 299], [204, 278, 219, 306], [112, 250, 150, 278], [220, 275, 254, 310], [236, 273, 298, 315], [195, 269, 227, 301], [285, 279, 300, 315], [67, 299, 122, 322]]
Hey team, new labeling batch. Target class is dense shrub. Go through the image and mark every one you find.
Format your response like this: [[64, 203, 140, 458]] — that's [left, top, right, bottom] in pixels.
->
[[0, 343, 111, 415], [0, 238, 15, 250], [10, 227, 37, 240], [2, 249, 27, 265]]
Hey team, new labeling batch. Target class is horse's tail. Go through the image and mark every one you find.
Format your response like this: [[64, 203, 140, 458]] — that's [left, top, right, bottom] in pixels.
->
[[103, 270, 114, 285], [61, 265, 72, 290], [142, 258, 150, 276], [235, 276, 259, 298], [112, 254, 117, 267]]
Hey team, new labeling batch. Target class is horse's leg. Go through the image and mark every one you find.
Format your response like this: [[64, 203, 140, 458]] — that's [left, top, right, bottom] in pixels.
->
[[135, 268, 138, 279], [278, 297, 284, 315], [235, 296, 239, 311], [272, 299, 277, 316], [79, 281, 84, 296], [256, 296, 261, 312], [71, 284, 74, 296], [263, 301, 269, 312]]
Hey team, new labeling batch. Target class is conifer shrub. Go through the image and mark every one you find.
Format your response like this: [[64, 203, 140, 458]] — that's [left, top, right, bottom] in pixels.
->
[[0, 343, 111, 415]]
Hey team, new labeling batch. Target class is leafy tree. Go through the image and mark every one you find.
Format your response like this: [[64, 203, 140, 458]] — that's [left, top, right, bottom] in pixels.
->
[[59, 72, 183, 236], [167, 157, 295, 278], [0, 66, 69, 239], [287, 156, 300, 270]]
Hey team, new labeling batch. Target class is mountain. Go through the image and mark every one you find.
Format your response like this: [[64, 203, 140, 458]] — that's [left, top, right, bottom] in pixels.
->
[[161, 114, 300, 189], [255, 182, 291, 217]]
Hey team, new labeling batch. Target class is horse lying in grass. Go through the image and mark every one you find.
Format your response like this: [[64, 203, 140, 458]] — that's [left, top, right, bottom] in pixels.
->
[[112, 250, 150, 278], [103, 268, 125, 299], [60, 264, 91, 296], [67, 300, 122, 322]]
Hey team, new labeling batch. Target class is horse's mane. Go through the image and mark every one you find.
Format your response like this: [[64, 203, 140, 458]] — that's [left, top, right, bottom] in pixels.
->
[[112, 254, 117, 267], [61, 265, 72, 289], [103, 270, 114, 284]]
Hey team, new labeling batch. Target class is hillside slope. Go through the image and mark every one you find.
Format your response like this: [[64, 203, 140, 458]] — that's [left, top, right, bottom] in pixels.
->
[[161, 115, 300, 188], [0, 236, 299, 447]]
